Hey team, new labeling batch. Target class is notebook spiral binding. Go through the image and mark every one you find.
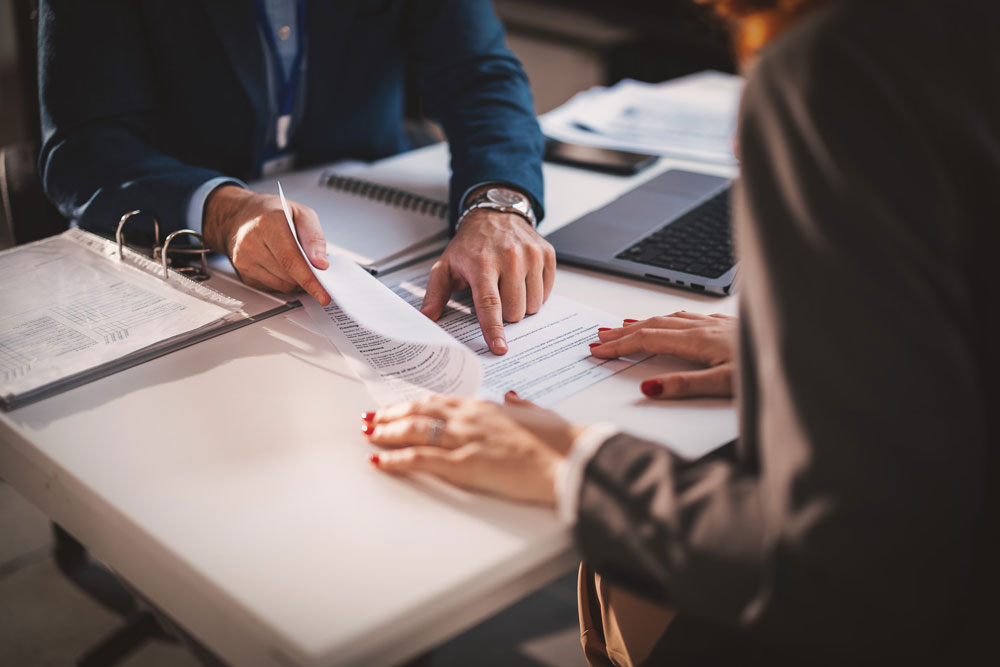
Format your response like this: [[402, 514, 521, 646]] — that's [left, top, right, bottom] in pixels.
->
[[319, 172, 449, 219]]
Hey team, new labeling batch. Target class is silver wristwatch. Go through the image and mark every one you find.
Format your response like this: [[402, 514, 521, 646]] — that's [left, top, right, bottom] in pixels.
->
[[458, 187, 536, 228]]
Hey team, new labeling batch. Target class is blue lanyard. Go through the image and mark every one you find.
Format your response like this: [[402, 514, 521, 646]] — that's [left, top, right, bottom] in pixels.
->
[[253, 0, 307, 150]]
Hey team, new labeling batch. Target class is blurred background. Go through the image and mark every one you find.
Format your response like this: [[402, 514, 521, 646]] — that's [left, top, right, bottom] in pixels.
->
[[0, 1, 732, 665], [0, 0, 734, 147]]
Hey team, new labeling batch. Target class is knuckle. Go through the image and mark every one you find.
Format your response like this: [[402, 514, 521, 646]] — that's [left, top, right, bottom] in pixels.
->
[[277, 253, 298, 274], [476, 293, 503, 310], [500, 245, 522, 264], [468, 250, 491, 265], [260, 210, 284, 227], [230, 248, 250, 270]]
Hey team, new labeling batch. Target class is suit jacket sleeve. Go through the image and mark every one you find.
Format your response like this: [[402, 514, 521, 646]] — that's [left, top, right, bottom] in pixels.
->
[[38, 0, 233, 237], [574, 7, 988, 655], [405, 0, 545, 228]]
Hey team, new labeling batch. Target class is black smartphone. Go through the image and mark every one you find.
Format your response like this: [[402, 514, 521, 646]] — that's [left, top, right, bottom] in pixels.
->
[[543, 139, 659, 176]]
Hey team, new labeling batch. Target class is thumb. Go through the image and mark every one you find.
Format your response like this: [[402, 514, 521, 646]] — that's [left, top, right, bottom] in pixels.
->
[[420, 261, 453, 320], [640, 364, 734, 400], [503, 390, 536, 408], [292, 203, 329, 270]]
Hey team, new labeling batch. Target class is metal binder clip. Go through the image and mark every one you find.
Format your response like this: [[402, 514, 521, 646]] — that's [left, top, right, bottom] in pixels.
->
[[115, 210, 210, 282]]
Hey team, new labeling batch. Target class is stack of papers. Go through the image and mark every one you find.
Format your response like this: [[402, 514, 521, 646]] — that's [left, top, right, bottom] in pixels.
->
[[541, 70, 744, 165]]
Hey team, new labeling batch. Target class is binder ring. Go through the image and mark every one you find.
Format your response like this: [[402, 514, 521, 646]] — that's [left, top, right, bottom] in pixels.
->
[[161, 230, 210, 282], [116, 210, 160, 260]]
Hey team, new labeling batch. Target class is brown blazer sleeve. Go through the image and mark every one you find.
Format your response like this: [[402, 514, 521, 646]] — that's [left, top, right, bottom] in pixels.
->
[[574, 2, 997, 659]]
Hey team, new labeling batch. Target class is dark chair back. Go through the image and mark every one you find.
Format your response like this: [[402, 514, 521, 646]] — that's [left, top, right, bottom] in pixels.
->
[[0, 142, 69, 249], [0, 0, 68, 249]]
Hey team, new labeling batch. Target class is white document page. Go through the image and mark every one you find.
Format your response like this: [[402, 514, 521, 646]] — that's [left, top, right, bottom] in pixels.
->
[[280, 184, 643, 406], [300, 255, 482, 405], [383, 268, 646, 406], [0, 231, 238, 400], [542, 71, 743, 164]]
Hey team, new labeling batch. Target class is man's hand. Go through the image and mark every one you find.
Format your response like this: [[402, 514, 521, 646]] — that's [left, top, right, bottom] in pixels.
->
[[420, 202, 556, 356], [203, 185, 331, 305]]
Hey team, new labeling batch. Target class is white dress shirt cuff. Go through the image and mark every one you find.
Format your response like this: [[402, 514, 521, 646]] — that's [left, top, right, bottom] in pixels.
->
[[555, 422, 621, 525], [185, 177, 246, 234]]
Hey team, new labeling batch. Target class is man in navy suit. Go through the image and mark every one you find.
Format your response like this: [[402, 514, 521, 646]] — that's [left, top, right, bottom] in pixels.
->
[[38, 0, 552, 355]]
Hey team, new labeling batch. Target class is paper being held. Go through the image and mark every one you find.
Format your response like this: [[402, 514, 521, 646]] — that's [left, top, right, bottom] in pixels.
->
[[279, 183, 642, 406], [280, 183, 481, 404]]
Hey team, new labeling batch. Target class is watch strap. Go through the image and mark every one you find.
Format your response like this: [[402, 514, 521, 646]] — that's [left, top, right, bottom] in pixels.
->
[[457, 189, 536, 230]]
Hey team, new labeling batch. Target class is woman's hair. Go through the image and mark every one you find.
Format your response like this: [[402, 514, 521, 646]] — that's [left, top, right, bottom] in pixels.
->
[[702, 0, 822, 19], [696, 0, 831, 59]]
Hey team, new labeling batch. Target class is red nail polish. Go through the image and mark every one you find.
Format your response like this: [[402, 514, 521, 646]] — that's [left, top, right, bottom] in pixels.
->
[[362, 422, 375, 435], [589, 342, 602, 348], [624, 319, 639, 324], [641, 379, 663, 397], [362, 411, 375, 422], [598, 327, 611, 332], [505, 390, 519, 398], [369, 453, 381, 466]]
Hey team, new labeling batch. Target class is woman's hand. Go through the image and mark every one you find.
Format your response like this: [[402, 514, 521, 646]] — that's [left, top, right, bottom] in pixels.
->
[[363, 393, 582, 506], [590, 312, 737, 399]]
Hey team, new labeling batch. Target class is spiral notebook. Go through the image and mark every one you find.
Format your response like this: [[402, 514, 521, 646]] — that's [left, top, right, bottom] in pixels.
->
[[251, 151, 451, 275]]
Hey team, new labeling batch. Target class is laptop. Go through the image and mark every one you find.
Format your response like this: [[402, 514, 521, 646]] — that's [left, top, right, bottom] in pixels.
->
[[546, 169, 736, 295]]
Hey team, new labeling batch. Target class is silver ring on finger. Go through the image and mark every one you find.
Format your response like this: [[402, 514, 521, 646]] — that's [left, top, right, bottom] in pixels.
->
[[427, 418, 446, 446]]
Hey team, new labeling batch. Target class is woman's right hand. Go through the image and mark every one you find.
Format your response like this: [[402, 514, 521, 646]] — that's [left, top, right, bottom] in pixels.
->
[[590, 312, 737, 399]]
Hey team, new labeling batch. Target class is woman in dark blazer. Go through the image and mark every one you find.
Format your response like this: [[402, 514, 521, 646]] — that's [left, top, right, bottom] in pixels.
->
[[364, 0, 999, 663]]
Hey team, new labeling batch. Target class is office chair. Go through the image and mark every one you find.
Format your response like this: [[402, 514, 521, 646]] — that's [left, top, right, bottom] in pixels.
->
[[0, 141, 69, 250]]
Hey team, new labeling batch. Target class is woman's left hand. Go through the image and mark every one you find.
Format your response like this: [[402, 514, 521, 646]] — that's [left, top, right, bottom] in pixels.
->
[[363, 392, 582, 506]]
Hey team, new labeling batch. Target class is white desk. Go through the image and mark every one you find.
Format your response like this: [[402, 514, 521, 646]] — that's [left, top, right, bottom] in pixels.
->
[[0, 144, 736, 667]]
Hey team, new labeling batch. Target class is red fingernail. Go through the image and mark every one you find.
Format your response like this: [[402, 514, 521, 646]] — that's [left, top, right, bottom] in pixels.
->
[[624, 319, 639, 324], [505, 390, 519, 398], [641, 379, 663, 397], [362, 422, 375, 435], [598, 327, 611, 332], [369, 453, 381, 466], [362, 411, 375, 422], [589, 342, 602, 349]]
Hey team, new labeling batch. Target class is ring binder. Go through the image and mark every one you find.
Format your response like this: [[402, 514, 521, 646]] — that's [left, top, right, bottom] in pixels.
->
[[0, 213, 302, 409], [160, 230, 210, 281], [116, 209, 160, 255], [116, 210, 210, 281], [319, 171, 449, 220]]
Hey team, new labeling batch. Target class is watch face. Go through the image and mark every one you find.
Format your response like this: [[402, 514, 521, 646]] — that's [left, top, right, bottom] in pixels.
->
[[486, 188, 526, 208]]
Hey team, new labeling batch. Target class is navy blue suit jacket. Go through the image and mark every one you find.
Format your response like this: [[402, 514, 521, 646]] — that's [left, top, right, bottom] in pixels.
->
[[38, 0, 544, 236]]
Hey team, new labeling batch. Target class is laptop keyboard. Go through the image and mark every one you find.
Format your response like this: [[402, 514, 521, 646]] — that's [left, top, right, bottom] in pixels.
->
[[615, 189, 734, 278]]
